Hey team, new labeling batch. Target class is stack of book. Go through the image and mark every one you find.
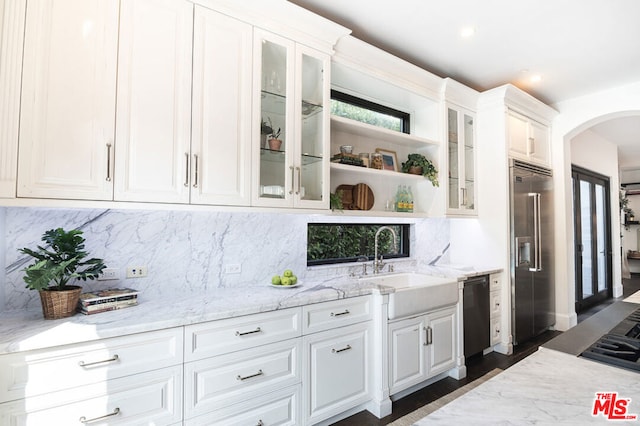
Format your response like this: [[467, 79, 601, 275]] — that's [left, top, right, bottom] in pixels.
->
[[78, 288, 139, 315]]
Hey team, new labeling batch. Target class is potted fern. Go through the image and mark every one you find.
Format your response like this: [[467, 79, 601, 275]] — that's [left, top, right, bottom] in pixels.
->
[[401, 153, 439, 187], [19, 228, 106, 319]]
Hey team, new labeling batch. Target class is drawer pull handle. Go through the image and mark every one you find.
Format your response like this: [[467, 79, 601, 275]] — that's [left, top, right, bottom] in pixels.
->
[[332, 344, 352, 353], [79, 407, 120, 424], [78, 354, 119, 368], [331, 309, 350, 317], [237, 369, 264, 381], [236, 327, 262, 336]]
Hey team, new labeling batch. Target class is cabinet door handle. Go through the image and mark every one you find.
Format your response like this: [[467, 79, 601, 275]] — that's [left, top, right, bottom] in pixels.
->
[[295, 166, 301, 195], [529, 136, 535, 155], [423, 326, 433, 345], [78, 354, 119, 368], [184, 152, 190, 187], [105, 143, 112, 182], [289, 165, 295, 195], [331, 309, 350, 317], [460, 188, 466, 206], [235, 327, 262, 336], [79, 407, 120, 424], [332, 344, 352, 353], [237, 369, 264, 381], [192, 154, 199, 188]]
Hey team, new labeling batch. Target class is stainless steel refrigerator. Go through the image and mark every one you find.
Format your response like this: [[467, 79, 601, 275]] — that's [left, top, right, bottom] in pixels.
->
[[510, 159, 555, 345]]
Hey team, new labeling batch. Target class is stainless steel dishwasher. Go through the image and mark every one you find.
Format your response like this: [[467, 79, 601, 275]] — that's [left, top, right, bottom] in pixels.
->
[[463, 275, 490, 357]]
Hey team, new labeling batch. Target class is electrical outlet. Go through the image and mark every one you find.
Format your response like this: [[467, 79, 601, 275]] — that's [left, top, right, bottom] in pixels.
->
[[224, 263, 241, 274], [97, 268, 119, 281], [126, 266, 148, 278]]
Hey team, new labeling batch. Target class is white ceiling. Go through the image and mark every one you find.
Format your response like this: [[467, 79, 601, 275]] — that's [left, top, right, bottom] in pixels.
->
[[288, 0, 640, 170]]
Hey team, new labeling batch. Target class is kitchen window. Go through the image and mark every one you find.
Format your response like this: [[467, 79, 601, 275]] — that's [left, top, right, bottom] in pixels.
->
[[307, 223, 410, 266], [331, 90, 410, 133]]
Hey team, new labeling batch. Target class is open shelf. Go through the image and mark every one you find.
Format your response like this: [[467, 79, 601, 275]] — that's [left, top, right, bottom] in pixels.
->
[[330, 162, 426, 180], [331, 115, 439, 149]]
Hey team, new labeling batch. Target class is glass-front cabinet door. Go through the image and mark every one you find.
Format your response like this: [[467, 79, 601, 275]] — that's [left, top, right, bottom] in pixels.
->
[[253, 29, 329, 209], [446, 105, 476, 215], [296, 45, 329, 208]]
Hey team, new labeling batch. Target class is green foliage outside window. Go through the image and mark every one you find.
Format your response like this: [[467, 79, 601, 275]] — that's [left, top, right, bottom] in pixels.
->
[[331, 100, 402, 132], [307, 224, 408, 265]]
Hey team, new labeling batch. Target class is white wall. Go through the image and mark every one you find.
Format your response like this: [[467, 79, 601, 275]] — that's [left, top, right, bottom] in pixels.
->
[[570, 129, 622, 294], [551, 80, 640, 330]]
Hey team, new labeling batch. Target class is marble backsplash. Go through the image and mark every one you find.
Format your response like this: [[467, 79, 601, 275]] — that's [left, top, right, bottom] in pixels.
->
[[0, 207, 450, 312]]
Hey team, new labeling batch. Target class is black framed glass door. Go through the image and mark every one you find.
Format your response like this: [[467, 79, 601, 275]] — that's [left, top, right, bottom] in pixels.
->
[[572, 166, 612, 313]]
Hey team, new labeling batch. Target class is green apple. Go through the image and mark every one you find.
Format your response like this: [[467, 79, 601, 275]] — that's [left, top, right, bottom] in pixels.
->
[[283, 269, 294, 278], [290, 275, 298, 285], [281, 276, 292, 286], [271, 275, 281, 285]]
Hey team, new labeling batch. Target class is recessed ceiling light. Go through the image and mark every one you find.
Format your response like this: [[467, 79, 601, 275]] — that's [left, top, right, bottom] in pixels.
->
[[530, 74, 542, 83], [460, 27, 475, 38]]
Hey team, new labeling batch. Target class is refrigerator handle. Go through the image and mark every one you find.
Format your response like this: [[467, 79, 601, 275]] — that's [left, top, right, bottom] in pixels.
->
[[529, 192, 542, 272]]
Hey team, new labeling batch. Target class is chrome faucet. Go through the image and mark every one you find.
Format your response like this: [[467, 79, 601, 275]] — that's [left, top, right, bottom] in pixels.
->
[[374, 226, 398, 274]]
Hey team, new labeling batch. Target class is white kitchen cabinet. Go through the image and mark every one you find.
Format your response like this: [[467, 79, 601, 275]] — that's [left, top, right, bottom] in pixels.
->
[[304, 321, 371, 424], [0, 366, 183, 426], [446, 105, 477, 215], [113, 0, 193, 203], [185, 384, 301, 426], [184, 338, 302, 419], [0, 328, 184, 425], [190, 5, 253, 206], [489, 273, 503, 346], [388, 316, 425, 393], [17, 0, 119, 200], [183, 307, 303, 422], [252, 29, 331, 209], [426, 306, 457, 375], [507, 109, 551, 166], [0, 328, 183, 402], [388, 306, 457, 395], [0, 0, 26, 198]]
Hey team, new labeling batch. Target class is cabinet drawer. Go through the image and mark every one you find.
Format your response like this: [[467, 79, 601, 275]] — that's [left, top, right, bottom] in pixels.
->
[[489, 274, 501, 292], [0, 327, 183, 402], [184, 307, 301, 361], [0, 365, 183, 425], [184, 338, 301, 419], [490, 317, 502, 345], [302, 296, 372, 334], [304, 322, 371, 424], [490, 291, 501, 318], [185, 384, 300, 426]]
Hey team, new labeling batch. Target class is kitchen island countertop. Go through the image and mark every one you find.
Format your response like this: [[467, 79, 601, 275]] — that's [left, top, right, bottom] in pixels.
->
[[0, 265, 501, 354], [418, 346, 640, 424]]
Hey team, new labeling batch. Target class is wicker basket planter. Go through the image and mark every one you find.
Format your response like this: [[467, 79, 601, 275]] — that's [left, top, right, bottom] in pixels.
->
[[38, 286, 82, 320]]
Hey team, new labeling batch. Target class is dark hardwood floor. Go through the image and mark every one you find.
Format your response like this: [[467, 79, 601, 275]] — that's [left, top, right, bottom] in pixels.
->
[[332, 276, 640, 425]]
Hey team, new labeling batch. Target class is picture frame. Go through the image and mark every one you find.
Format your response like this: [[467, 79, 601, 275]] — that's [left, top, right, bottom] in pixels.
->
[[375, 148, 398, 172]]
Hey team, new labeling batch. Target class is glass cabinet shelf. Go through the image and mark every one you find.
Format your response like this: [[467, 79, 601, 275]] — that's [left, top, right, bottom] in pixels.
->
[[261, 148, 323, 166]]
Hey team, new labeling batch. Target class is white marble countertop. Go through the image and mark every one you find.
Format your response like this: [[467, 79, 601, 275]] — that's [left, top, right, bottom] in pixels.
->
[[0, 265, 501, 355], [419, 347, 640, 425]]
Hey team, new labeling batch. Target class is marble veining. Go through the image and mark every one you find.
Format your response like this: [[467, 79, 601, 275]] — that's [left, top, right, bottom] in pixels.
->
[[416, 347, 640, 425], [1, 207, 454, 312]]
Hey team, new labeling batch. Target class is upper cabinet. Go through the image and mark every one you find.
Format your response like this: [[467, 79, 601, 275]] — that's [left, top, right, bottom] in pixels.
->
[[0, 0, 26, 198], [507, 109, 551, 167], [442, 78, 479, 216], [17, 0, 119, 200], [190, 6, 253, 206], [447, 106, 476, 215], [252, 29, 330, 209], [114, 0, 194, 203]]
